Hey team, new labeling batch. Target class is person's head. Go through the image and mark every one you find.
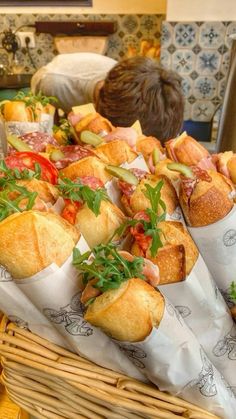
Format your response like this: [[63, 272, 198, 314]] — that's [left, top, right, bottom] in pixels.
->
[[97, 56, 184, 142]]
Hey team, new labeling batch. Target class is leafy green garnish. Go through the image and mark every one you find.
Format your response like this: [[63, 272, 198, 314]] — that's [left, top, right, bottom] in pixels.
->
[[58, 177, 109, 216], [114, 180, 166, 258], [0, 183, 38, 221], [73, 243, 145, 294], [0, 160, 41, 188], [230, 282, 236, 302], [14, 90, 58, 107]]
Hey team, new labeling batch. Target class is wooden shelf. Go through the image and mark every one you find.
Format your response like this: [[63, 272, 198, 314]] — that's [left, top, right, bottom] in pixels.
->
[[35, 21, 117, 36]]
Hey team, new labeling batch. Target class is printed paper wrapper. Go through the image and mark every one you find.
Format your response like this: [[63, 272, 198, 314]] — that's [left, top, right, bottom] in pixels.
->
[[117, 299, 236, 419], [158, 254, 236, 395], [1, 234, 145, 382], [5, 113, 54, 136], [188, 205, 236, 307], [0, 268, 69, 349], [105, 154, 150, 210]]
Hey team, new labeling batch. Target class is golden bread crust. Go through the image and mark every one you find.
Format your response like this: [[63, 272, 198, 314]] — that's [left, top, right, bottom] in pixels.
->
[[136, 136, 164, 159], [128, 174, 178, 216], [75, 200, 126, 248], [94, 140, 137, 165], [16, 179, 59, 204], [0, 211, 80, 279], [166, 135, 209, 166], [180, 171, 234, 226], [60, 156, 112, 184], [85, 278, 164, 342]]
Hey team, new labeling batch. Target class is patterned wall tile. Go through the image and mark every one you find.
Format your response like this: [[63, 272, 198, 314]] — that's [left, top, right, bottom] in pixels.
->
[[0, 14, 165, 73], [172, 49, 195, 74], [196, 50, 221, 75], [174, 23, 198, 48], [199, 22, 226, 48], [192, 100, 215, 121], [161, 20, 235, 123]]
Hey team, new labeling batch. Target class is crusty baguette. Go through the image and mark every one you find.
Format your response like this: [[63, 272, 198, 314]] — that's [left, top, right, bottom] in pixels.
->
[[154, 159, 181, 183], [179, 170, 234, 226], [136, 136, 164, 160], [131, 220, 198, 283], [0, 210, 80, 279], [16, 179, 59, 204], [94, 140, 137, 166], [2, 101, 33, 122], [122, 174, 178, 217], [60, 156, 112, 184], [85, 278, 164, 342], [166, 134, 209, 166], [75, 200, 126, 248]]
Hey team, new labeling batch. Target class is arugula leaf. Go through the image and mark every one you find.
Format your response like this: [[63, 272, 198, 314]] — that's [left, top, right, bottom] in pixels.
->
[[58, 177, 109, 216], [73, 243, 145, 295], [230, 282, 236, 302], [0, 183, 38, 221], [0, 160, 41, 188]]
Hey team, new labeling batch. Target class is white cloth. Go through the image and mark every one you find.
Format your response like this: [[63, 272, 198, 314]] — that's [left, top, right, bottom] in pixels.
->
[[31, 53, 117, 112]]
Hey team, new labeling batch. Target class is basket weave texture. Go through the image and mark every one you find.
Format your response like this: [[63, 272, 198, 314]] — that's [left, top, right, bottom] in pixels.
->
[[0, 316, 220, 419]]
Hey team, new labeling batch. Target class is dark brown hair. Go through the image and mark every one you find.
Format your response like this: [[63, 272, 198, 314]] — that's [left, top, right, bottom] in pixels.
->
[[97, 57, 184, 142]]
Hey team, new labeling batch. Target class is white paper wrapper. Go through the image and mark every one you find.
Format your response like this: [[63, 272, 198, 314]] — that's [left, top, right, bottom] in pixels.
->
[[117, 299, 236, 419], [8, 235, 145, 381], [188, 205, 236, 307], [5, 113, 54, 136], [0, 266, 69, 349], [158, 255, 236, 395]]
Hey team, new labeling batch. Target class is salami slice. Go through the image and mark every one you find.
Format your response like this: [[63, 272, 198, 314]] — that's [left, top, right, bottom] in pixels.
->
[[54, 145, 94, 169], [20, 132, 58, 152]]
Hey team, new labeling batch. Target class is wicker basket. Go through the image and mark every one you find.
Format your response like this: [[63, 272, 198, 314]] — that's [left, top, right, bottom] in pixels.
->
[[0, 316, 220, 419]]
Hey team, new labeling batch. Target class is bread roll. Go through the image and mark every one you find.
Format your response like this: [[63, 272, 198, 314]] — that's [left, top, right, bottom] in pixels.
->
[[2, 101, 33, 122], [75, 200, 126, 248], [94, 140, 137, 166], [131, 221, 199, 283], [122, 174, 178, 217], [0, 211, 80, 279], [179, 170, 234, 226], [16, 179, 59, 204], [136, 136, 164, 160], [60, 156, 112, 184], [85, 278, 164, 342], [166, 134, 209, 166], [154, 159, 181, 183]]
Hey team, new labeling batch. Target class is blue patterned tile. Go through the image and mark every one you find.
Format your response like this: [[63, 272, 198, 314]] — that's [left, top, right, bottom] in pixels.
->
[[192, 100, 215, 121], [172, 49, 195, 74], [196, 50, 221, 75], [160, 48, 171, 68], [199, 22, 226, 48], [193, 76, 217, 100], [161, 22, 173, 48], [181, 76, 192, 98], [174, 23, 198, 48], [122, 34, 140, 55]]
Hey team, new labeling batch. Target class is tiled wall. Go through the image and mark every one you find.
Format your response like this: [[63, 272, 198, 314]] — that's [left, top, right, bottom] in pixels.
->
[[0, 13, 164, 73], [161, 21, 236, 122]]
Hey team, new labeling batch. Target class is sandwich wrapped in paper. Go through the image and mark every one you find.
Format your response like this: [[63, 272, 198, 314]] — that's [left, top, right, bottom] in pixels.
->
[[173, 164, 236, 307], [74, 244, 236, 419], [58, 175, 126, 248], [0, 91, 56, 135], [120, 180, 236, 392]]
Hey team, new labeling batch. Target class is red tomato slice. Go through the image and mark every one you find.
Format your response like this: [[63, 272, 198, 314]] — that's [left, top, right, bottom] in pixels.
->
[[5, 152, 58, 184], [62, 199, 82, 224], [130, 211, 151, 254]]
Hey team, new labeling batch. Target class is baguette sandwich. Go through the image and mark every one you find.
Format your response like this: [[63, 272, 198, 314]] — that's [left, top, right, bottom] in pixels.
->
[[0, 210, 80, 279], [73, 243, 164, 342]]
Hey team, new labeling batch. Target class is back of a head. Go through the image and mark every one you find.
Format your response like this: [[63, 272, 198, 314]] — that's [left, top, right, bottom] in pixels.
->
[[97, 56, 184, 142]]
